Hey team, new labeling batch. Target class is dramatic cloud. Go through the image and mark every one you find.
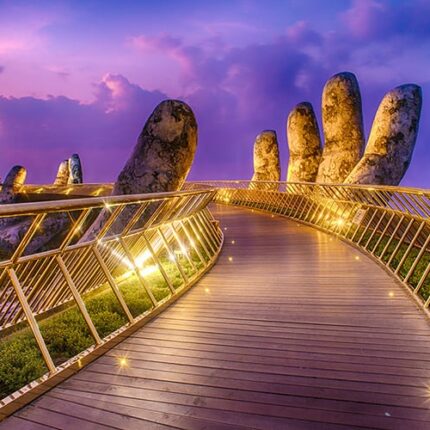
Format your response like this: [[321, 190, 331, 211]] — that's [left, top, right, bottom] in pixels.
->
[[0, 75, 166, 183], [341, 0, 430, 41], [0, 0, 429, 186]]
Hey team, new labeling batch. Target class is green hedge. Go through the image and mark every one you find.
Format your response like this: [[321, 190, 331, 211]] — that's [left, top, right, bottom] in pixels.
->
[[0, 251, 204, 399]]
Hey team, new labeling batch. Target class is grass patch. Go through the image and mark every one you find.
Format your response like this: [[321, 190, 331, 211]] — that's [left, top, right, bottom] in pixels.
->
[[0, 249, 207, 399]]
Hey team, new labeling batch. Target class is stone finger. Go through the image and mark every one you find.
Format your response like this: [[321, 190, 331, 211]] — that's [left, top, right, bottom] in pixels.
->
[[345, 84, 422, 185], [317, 72, 365, 183], [286, 102, 322, 182]]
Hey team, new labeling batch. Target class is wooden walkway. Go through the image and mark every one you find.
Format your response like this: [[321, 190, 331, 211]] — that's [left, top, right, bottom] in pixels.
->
[[3, 205, 430, 429]]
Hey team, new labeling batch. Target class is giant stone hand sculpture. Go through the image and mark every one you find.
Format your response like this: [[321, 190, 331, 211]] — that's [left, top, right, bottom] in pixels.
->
[[287, 72, 422, 186], [82, 99, 197, 240], [0, 99, 197, 257]]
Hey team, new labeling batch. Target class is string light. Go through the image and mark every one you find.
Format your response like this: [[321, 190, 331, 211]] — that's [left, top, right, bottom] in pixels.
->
[[228, 256, 233, 262]]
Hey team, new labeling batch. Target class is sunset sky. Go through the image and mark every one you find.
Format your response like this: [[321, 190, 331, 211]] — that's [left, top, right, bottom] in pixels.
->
[[0, 0, 429, 185]]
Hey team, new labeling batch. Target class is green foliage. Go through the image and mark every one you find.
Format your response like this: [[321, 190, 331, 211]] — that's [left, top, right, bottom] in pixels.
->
[[355, 233, 430, 301], [0, 334, 46, 398], [0, 249, 207, 399]]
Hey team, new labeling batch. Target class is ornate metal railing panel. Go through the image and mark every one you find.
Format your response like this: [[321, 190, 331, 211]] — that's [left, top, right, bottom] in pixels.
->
[[186, 180, 430, 310], [0, 189, 223, 413]]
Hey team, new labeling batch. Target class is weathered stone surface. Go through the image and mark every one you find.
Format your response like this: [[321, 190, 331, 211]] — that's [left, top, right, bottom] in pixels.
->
[[113, 100, 197, 195], [0, 165, 71, 258], [345, 84, 422, 185], [0, 166, 30, 256], [317, 72, 365, 183], [82, 99, 198, 240], [54, 160, 70, 185], [68, 154, 83, 184], [251, 130, 281, 185], [0, 213, 69, 259], [0, 165, 26, 204], [287, 102, 322, 182]]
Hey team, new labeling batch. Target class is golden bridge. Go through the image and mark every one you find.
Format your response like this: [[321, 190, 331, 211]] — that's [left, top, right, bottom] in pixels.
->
[[0, 181, 429, 429]]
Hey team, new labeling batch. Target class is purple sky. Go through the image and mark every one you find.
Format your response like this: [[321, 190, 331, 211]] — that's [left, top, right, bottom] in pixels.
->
[[0, 0, 429, 186]]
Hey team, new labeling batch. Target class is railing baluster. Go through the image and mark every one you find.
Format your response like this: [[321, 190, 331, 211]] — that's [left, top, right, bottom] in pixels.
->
[[7, 268, 56, 373], [56, 255, 102, 344], [118, 237, 158, 307], [92, 246, 134, 323]]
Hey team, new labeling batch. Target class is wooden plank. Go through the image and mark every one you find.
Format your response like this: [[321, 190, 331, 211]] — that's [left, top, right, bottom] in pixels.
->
[[3, 204, 430, 429], [50, 387, 420, 430], [0, 417, 57, 430], [56, 380, 430, 423]]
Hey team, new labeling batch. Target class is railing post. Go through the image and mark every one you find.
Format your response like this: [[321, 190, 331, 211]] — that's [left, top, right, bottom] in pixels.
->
[[158, 228, 189, 283], [8, 268, 56, 373], [56, 255, 102, 345], [118, 237, 157, 307], [178, 220, 206, 265], [92, 246, 134, 323], [394, 221, 426, 275], [142, 233, 175, 294], [386, 219, 414, 267]]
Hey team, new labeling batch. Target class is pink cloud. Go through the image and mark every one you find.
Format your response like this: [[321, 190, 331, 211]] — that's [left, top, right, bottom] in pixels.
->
[[0, 74, 166, 183], [130, 34, 182, 52], [341, 0, 430, 40], [341, 0, 386, 39], [129, 34, 197, 82]]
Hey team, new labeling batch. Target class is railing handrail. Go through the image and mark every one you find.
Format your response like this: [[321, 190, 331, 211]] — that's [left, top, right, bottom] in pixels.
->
[[185, 180, 430, 220], [186, 179, 430, 195], [0, 188, 215, 217]]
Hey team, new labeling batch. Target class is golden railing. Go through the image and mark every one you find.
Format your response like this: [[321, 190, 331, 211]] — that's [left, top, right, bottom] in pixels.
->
[[0, 188, 222, 417], [186, 180, 430, 312]]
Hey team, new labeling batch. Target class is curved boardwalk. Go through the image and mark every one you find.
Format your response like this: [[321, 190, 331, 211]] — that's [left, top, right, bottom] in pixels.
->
[[3, 205, 430, 429]]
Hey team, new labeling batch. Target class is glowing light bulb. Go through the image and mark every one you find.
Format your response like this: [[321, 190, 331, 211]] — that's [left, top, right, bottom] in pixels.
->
[[118, 357, 128, 368], [336, 218, 345, 227], [228, 256, 233, 262], [388, 291, 394, 298], [355, 256, 360, 261], [231, 240, 235, 245]]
